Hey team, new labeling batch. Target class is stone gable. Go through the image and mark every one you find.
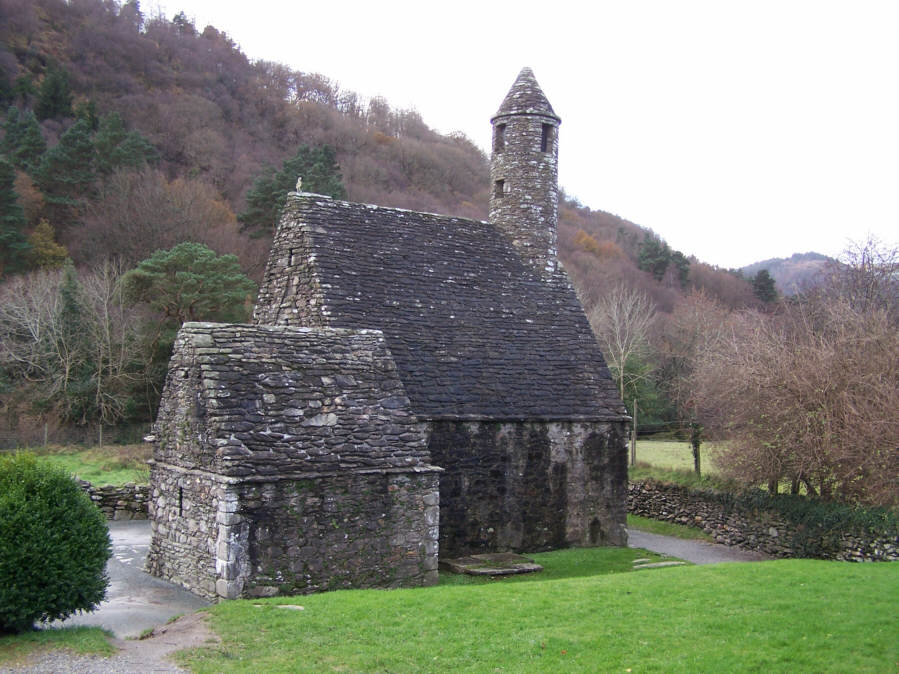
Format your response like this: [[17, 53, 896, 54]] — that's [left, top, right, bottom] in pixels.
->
[[254, 195, 627, 422]]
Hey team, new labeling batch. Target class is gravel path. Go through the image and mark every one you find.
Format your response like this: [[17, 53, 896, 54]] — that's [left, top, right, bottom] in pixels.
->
[[629, 529, 771, 564]]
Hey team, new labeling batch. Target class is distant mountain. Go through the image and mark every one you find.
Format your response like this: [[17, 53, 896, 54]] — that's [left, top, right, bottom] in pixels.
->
[[741, 252, 832, 295]]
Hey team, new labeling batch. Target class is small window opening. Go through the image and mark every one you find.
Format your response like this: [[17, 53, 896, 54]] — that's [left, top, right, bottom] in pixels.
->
[[493, 123, 506, 153], [178, 487, 184, 516], [541, 124, 553, 152], [494, 179, 505, 198]]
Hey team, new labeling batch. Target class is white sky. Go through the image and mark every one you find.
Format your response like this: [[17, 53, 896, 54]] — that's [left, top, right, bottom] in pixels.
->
[[149, 0, 898, 269]]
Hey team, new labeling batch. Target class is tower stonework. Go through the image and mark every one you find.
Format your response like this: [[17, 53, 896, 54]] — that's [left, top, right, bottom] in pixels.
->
[[489, 67, 561, 277]]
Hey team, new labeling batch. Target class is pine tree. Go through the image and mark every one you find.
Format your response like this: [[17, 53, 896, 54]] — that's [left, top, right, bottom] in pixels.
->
[[35, 66, 73, 121], [54, 260, 94, 423], [93, 113, 158, 175], [638, 233, 672, 281], [74, 100, 100, 132], [1, 107, 46, 173], [122, 242, 256, 325], [752, 269, 778, 303], [34, 119, 96, 225], [0, 158, 31, 275], [26, 219, 68, 270], [0, 67, 12, 109], [239, 145, 346, 235]]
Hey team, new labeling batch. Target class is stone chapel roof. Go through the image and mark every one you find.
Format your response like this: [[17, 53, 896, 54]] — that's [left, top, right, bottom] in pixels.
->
[[492, 67, 560, 121], [153, 322, 433, 477], [254, 195, 628, 422]]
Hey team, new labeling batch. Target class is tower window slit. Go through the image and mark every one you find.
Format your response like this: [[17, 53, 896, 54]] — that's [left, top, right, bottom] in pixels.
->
[[494, 123, 506, 152], [541, 124, 553, 152], [494, 179, 505, 198]]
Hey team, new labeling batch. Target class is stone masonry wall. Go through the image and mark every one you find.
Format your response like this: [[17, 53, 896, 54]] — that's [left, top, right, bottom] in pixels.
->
[[430, 419, 628, 557], [146, 463, 440, 600], [628, 480, 898, 562], [146, 464, 221, 599], [227, 469, 439, 598], [490, 112, 560, 277], [253, 212, 329, 327], [79, 480, 149, 520]]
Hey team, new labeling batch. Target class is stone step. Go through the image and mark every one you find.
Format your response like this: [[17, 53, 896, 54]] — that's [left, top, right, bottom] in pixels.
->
[[633, 561, 686, 570]]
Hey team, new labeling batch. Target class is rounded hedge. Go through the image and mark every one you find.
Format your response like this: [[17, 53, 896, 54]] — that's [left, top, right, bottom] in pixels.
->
[[0, 453, 111, 633]]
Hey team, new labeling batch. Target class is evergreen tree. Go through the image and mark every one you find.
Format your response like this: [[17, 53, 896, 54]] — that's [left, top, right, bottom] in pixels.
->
[[637, 233, 671, 281], [752, 269, 778, 303], [26, 219, 68, 270], [93, 113, 158, 175], [1, 107, 46, 173], [239, 145, 346, 235], [0, 158, 30, 275], [74, 100, 100, 132], [54, 260, 94, 423], [0, 67, 11, 108], [35, 66, 73, 121], [34, 119, 96, 225], [671, 250, 691, 288], [12, 76, 36, 105], [122, 242, 256, 325]]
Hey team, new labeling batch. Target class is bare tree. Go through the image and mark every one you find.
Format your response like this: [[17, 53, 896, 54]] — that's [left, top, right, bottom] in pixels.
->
[[692, 241, 899, 506], [0, 264, 152, 427], [588, 284, 657, 404], [656, 290, 731, 475]]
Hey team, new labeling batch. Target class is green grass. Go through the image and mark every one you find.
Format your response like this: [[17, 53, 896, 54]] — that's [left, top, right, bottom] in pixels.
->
[[438, 545, 682, 586], [178, 559, 898, 673], [633, 439, 723, 474], [627, 514, 714, 541], [0, 626, 114, 667], [27, 444, 151, 485], [629, 440, 739, 489]]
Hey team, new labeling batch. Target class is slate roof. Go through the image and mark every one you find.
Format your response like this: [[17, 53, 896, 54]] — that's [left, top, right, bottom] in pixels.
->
[[493, 67, 560, 121], [154, 323, 433, 477], [257, 194, 628, 422]]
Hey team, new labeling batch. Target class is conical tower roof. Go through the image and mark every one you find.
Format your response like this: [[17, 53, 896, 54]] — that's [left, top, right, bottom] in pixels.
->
[[492, 67, 560, 121]]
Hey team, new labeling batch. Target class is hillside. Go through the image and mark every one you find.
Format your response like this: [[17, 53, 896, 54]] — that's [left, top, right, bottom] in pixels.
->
[[741, 252, 831, 295], [0, 0, 763, 314]]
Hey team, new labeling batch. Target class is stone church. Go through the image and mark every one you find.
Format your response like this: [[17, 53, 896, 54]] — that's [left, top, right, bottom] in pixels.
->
[[146, 68, 630, 600]]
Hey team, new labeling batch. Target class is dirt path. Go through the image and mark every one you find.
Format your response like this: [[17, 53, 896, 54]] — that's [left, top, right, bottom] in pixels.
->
[[1, 613, 218, 674]]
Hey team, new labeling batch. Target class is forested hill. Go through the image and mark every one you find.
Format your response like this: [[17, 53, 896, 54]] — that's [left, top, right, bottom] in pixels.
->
[[0, 0, 759, 312], [741, 252, 831, 296]]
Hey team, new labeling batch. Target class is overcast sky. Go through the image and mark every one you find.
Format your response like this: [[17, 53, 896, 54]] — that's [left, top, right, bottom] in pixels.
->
[[149, 0, 898, 269]]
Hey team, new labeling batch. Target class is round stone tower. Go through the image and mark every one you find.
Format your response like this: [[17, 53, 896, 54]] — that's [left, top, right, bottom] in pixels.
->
[[489, 67, 561, 277]]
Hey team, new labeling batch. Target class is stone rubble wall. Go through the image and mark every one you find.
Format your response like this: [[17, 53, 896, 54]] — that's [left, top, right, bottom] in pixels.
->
[[628, 480, 898, 562], [230, 468, 440, 599], [430, 419, 629, 558], [153, 323, 431, 477], [79, 480, 149, 520], [146, 462, 440, 600], [146, 465, 221, 598]]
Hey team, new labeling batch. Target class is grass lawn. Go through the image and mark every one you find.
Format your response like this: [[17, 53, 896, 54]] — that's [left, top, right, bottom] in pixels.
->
[[27, 444, 151, 485], [0, 626, 114, 667], [439, 545, 684, 586], [178, 559, 898, 673], [633, 439, 722, 474]]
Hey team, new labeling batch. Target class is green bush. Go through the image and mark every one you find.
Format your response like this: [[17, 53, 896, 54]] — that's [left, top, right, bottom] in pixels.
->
[[0, 453, 111, 633]]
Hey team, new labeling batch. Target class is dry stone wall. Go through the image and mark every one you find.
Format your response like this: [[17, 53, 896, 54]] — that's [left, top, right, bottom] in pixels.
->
[[628, 480, 898, 562], [79, 480, 149, 520]]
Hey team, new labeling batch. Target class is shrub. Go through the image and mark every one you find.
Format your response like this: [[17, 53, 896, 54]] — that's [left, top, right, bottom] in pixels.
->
[[0, 453, 111, 633]]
